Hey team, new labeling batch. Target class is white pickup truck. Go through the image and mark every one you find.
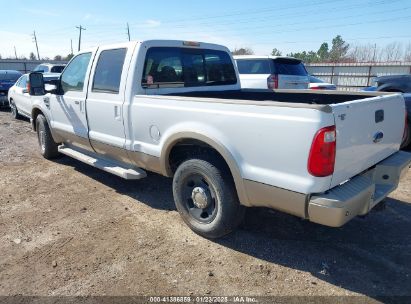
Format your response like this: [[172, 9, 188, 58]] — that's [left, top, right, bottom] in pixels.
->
[[27, 40, 411, 238]]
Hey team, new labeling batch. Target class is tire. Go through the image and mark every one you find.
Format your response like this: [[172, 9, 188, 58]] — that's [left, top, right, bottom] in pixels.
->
[[9, 99, 21, 119], [172, 158, 245, 238], [401, 119, 411, 150], [36, 114, 59, 159]]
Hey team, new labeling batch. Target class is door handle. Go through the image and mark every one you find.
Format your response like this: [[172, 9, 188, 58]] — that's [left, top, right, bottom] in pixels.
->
[[74, 100, 80, 105], [114, 105, 121, 121]]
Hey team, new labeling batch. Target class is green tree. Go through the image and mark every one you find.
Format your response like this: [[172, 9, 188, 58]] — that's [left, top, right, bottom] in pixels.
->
[[329, 35, 349, 62], [54, 55, 63, 61], [231, 47, 254, 55], [317, 42, 329, 61], [287, 50, 319, 63], [65, 53, 74, 61], [29, 52, 36, 60], [271, 48, 282, 56]]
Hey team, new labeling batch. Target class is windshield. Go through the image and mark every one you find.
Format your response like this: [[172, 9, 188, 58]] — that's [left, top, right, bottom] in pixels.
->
[[272, 59, 307, 76], [309, 76, 324, 83]]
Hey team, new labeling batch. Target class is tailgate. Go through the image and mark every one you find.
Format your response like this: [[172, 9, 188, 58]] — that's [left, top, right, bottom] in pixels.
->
[[278, 75, 309, 89], [330, 93, 405, 188]]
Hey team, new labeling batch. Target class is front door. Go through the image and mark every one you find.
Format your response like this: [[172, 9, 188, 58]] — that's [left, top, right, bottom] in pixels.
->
[[49, 51, 96, 151]]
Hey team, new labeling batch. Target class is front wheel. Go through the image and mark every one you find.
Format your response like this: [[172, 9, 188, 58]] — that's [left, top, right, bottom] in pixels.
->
[[9, 99, 21, 119], [172, 158, 245, 238], [36, 114, 59, 159]]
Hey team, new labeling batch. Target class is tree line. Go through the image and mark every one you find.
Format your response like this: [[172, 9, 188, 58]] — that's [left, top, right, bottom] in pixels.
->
[[232, 35, 411, 63], [0, 52, 73, 61]]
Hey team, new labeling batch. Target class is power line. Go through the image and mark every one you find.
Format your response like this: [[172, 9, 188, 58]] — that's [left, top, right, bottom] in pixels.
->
[[76, 25, 86, 52]]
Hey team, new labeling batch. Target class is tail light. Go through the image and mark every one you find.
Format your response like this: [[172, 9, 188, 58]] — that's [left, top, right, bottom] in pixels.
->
[[267, 74, 278, 89], [310, 86, 325, 90], [26, 82, 30, 94], [308, 125, 336, 177]]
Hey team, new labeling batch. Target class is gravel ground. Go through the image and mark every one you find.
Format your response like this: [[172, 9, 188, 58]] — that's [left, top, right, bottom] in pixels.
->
[[0, 108, 410, 303]]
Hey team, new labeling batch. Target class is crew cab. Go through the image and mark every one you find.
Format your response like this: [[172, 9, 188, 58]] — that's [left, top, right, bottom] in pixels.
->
[[28, 40, 411, 238]]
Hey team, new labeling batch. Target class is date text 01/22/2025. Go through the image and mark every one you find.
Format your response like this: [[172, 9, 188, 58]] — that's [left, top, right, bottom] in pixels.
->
[[148, 296, 258, 303]]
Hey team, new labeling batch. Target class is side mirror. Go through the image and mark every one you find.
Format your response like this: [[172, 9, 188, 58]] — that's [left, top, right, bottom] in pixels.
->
[[28, 72, 45, 96]]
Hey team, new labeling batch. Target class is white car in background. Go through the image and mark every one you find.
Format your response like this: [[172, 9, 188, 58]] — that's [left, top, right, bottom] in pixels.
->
[[309, 75, 337, 90], [8, 73, 60, 119], [33, 63, 66, 73], [234, 55, 309, 90]]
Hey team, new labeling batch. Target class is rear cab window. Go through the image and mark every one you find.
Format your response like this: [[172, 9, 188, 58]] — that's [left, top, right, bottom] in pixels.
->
[[50, 66, 65, 73], [142, 47, 237, 88]]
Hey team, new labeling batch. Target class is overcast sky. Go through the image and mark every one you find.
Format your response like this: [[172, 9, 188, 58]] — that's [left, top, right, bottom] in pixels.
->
[[1, 0, 411, 58]]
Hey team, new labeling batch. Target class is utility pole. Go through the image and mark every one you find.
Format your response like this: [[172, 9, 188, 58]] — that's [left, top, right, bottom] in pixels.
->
[[14, 46, 18, 59], [32, 31, 40, 60], [372, 43, 377, 62], [76, 25, 86, 51], [126, 23, 131, 41], [70, 39, 74, 54]]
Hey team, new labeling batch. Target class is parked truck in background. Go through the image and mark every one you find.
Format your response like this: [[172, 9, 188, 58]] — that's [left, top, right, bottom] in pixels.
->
[[27, 40, 411, 238]]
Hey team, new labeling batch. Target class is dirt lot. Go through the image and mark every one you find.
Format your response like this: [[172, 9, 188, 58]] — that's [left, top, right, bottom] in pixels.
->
[[0, 109, 411, 302]]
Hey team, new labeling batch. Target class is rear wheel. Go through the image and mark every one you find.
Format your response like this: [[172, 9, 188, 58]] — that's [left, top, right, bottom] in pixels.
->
[[401, 119, 411, 149], [172, 158, 245, 238], [9, 99, 21, 119], [36, 114, 59, 159]]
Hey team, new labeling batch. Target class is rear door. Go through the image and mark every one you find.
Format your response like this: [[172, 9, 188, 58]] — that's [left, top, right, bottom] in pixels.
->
[[273, 59, 309, 89], [49, 50, 96, 151], [330, 94, 405, 187], [236, 59, 271, 89], [86, 43, 135, 163]]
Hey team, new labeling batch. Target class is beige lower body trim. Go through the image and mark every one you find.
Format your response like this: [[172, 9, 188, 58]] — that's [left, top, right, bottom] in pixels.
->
[[243, 179, 308, 218], [127, 150, 162, 174]]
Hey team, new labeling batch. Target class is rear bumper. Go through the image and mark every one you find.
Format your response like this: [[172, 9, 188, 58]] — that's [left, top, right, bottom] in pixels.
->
[[308, 151, 411, 227]]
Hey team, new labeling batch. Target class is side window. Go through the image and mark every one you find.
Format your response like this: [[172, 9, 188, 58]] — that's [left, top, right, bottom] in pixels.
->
[[14, 76, 22, 87], [236, 60, 271, 74], [92, 48, 127, 93], [142, 48, 183, 88], [61, 53, 92, 93], [20, 76, 27, 88]]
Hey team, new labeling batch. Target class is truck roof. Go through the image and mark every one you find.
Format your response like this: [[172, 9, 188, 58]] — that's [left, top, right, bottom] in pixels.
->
[[233, 55, 301, 62], [79, 40, 232, 54]]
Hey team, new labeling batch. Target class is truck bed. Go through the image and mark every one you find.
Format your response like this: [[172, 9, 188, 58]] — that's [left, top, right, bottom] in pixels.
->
[[166, 89, 386, 105]]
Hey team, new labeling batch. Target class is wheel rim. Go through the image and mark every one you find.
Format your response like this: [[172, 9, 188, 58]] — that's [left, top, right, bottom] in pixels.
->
[[39, 130, 46, 153], [10, 102, 16, 117], [181, 174, 218, 223]]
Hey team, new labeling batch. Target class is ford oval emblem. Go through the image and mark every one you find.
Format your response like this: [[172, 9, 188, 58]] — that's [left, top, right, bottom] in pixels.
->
[[373, 131, 384, 143]]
